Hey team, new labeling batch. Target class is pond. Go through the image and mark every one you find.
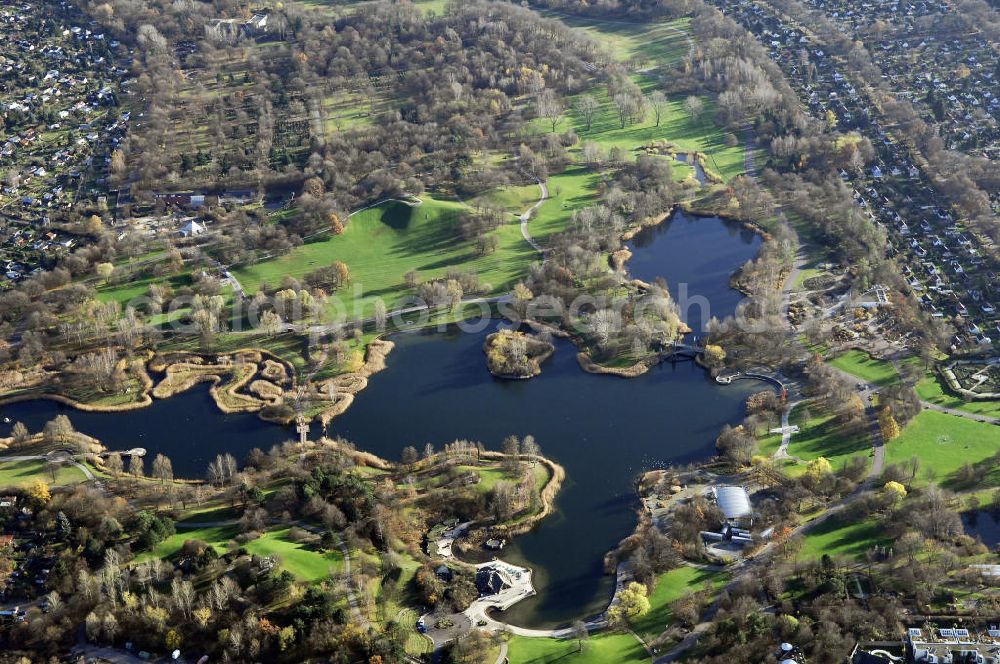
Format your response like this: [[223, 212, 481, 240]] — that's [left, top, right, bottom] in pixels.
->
[[626, 209, 761, 335], [0, 386, 296, 477], [0, 213, 762, 629], [962, 508, 1000, 547]]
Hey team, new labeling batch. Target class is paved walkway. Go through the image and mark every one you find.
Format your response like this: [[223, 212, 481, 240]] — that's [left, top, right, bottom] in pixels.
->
[[519, 180, 548, 254], [433, 521, 472, 558], [918, 400, 999, 424], [773, 400, 804, 460], [825, 366, 888, 478], [335, 531, 368, 627]]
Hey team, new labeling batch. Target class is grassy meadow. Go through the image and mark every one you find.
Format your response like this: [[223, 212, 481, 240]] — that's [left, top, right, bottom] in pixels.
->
[[233, 196, 539, 317], [885, 411, 1000, 489], [506, 633, 648, 664]]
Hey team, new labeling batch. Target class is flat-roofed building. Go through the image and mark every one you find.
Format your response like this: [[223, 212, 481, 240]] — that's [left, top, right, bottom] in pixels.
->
[[906, 624, 1000, 663]]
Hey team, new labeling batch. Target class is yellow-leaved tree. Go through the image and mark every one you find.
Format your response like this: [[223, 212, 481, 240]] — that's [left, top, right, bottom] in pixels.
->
[[24, 479, 50, 505], [878, 406, 900, 441]]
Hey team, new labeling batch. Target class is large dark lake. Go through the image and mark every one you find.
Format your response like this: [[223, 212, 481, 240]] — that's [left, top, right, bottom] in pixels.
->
[[0, 211, 762, 628]]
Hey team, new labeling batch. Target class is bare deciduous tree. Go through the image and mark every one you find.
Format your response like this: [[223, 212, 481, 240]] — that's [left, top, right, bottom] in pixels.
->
[[537, 89, 564, 133], [648, 91, 668, 127], [575, 94, 600, 132]]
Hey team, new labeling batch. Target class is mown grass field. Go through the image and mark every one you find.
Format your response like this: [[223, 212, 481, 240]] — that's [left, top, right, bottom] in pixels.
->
[[0, 459, 88, 488], [233, 197, 537, 317], [537, 82, 748, 182], [546, 14, 692, 67], [479, 168, 602, 246], [242, 527, 344, 581], [140, 524, 343, 581], [506, 632, 647, 664], [916, 372, 1000, 419], [140, 524, 237, 562], [798, 516, 888, 561], [630, 565, 727, 643], [827, 350, 898, 386], [758, 403, 871, 477], [885, 410, 1000, 489], [531, 167, 602, 243], [95, 272, 194, 306], [825, 350, 1000, 420], [299, 0, 453, 16]]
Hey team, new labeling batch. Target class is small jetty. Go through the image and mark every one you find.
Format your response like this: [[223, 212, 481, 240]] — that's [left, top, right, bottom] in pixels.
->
[[716, 370, 786, 393]]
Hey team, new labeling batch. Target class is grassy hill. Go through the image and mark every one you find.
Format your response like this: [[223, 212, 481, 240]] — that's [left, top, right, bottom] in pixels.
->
[[233, 196, 538, 317]]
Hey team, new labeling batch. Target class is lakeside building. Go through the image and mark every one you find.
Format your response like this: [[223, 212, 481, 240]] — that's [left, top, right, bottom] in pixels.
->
[[712, 485, 753, 528]]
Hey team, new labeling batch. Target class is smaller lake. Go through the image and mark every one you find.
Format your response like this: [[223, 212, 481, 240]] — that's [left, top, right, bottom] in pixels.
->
[[0, 387, 297, 477], [962, 509, 1000, 547], [626, 211, 761, 335]]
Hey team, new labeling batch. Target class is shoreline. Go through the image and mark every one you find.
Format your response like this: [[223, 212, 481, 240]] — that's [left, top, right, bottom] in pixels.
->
[[571, 204, 768, 378]]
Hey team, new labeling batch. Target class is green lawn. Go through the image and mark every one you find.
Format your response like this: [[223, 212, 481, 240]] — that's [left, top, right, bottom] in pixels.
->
[[139, 524, 238, 562], [411, 0, 454, 15], [532, 167, 603, 243], [96, 272, 194, 306], [798, 516, 888, 561], [828, 350, 898, 386], [541, 78, 748, 182], [885, 411, 1000, 489], [179, 503, 241, 523], [242, 527, 344, 581], [631, 566, 726, 643], [793, 265, 829, 289], [140, 524, 343, 581], [916, 372, 1000, 419], [453, 465, 518, 492], [544, 14, 691, 68], [481, 183, 543, 217], [506, 632, 648, 664], [477, 168, 600, 247], [0, 459, 88, 488], [233, 196, 538, 317], [758, 403, 871, 476]]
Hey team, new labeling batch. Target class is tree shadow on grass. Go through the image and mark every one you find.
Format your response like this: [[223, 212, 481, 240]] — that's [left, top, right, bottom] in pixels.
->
[[379, 202, 414, 230], [942, 453, 1000, 492], [0, 459, 45, 482], [790, 411, 869, 463], [802, 517, 886, 560]]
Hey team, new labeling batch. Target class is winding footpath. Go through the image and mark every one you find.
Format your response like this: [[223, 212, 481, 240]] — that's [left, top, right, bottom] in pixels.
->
[[334, 531, 368, 628], [264, 183, 551, 340], [654, 94, 891, 664], [520, 180, 549, 255]]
